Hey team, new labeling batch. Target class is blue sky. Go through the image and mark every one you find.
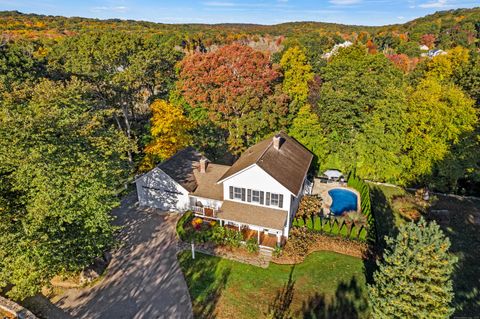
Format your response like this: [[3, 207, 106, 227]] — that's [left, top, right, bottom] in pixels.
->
[[1, 0, 478, 25]]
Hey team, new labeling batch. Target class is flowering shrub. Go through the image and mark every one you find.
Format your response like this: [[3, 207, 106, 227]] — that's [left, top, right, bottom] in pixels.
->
[[209, 220, 217, 227], [191, 217, 203, 230]]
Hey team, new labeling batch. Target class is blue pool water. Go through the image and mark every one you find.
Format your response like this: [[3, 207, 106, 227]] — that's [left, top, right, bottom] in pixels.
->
[[328, 189, 358, 216]]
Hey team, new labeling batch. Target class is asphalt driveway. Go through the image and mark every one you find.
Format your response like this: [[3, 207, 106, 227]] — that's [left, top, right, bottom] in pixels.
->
[[56, 194, 193, 319]]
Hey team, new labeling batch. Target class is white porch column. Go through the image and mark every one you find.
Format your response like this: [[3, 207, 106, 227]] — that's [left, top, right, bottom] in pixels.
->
[[276, 232, 281, 245], [257, 230, 260, 244]]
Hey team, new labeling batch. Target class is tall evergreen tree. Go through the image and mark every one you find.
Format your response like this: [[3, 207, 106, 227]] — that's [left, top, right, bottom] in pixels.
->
[[368, 218, 457, 319]]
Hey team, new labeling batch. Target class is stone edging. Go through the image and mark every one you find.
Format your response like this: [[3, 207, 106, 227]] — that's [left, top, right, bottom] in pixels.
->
[[177, 241, 271, 268], [0, 295, 38, 319]]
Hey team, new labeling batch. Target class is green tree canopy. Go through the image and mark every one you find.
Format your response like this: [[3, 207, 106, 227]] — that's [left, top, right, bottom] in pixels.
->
[[0, 78, 132, 299], [313, 45, 404, 173]]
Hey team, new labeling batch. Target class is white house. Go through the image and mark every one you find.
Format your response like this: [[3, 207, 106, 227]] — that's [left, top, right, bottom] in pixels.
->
[[135, 132, 313, 247]]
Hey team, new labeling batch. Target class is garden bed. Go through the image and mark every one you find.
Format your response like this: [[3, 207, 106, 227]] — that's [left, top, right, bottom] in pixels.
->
[[176, 212, 268, 267], [274, 228, 368, 264]]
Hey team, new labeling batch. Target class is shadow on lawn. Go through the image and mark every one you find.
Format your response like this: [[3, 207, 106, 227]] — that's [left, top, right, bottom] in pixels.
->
[[363, 186, 398, 284], [178, 252, 231, 319], [266, 266, 296, 319], [301, 277, 369, 319], [427, 196, 480, 316]]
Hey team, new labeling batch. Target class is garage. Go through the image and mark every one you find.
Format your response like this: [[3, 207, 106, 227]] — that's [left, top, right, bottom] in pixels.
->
[[135, 147, 204, 212]]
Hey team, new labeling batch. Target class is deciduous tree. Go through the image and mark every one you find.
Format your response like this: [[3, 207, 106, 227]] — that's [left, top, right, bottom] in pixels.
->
[[280, 46, 314, 110], [289, 104, 326, 168], [178, 43, 288, 154], [403, 78, 476, 182], [144, 99, 192, 163], [0, 78, 132, 299]]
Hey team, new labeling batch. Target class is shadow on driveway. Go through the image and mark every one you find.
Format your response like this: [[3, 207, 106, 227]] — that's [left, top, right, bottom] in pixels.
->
[[55, 193, 193, 319]]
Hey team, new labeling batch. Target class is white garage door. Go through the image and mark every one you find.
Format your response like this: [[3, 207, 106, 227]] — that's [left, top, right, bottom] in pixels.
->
[[143, 187, 180, 211]]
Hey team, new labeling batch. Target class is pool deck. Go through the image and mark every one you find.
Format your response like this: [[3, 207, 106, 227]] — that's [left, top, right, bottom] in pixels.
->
[[312, 178, 361, 216]]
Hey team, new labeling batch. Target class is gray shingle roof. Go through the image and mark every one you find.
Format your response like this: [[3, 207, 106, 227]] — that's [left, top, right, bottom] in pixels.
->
[[158, 146, 203, 192]]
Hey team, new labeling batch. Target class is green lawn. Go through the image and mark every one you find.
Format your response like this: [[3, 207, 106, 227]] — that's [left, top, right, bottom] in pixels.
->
[[369, 183, 480, 317], [178, 251, 369, 319]]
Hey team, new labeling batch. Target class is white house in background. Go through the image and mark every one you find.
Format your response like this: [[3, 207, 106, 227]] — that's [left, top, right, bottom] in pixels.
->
[[421, 49, 447, 58], [321, 41, 353, 59], [135, 132, 314, 247], [419, 44, 430, 51]]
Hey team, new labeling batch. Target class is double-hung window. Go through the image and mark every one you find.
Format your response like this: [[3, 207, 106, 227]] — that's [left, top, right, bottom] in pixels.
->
[[233, 187, 243, 200], [270, 193, 280, 206], [252, 190, 260, 203]]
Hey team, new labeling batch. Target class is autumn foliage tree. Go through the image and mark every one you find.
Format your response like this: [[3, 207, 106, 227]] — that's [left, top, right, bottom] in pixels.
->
[[178, 43, 288, 154], [144, 99, 192, 168], [420, 33, 436, 48], [280, 46, 314, 109]]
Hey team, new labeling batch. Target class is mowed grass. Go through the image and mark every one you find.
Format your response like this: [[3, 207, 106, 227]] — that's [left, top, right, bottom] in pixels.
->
[[369, 183, 480, 316], [178, 250, 369, 319]]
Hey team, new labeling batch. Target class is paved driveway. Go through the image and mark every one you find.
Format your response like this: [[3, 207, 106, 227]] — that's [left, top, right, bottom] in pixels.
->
[[56, 194, 193, 319]]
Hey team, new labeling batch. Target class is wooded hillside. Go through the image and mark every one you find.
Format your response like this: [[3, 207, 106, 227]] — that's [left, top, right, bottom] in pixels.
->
[[0, 7, 479, 303]]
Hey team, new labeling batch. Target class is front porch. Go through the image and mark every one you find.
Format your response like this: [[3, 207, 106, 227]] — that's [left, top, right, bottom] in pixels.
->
[[191, 200, 288, 249], [224, 225, 284, 248]]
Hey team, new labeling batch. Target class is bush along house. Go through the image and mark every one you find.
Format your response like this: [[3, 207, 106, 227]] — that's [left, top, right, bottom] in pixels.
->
[[135, 132, 314, 248]]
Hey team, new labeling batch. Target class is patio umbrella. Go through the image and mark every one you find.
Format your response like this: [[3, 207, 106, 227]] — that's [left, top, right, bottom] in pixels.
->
[[323, 169, 343, 179]]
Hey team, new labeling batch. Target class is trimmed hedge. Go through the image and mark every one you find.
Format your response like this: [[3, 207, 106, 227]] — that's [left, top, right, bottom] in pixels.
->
[[347, 170, 376, 243], [176, 211, 194, 241], [291, 215, 366, 242]]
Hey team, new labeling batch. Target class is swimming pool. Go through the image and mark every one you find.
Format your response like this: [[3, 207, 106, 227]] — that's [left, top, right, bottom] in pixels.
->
[[328, 188, 358, 216]]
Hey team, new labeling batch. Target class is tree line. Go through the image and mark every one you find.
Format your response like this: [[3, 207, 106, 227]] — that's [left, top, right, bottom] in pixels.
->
[[0, 8, 479, 300]]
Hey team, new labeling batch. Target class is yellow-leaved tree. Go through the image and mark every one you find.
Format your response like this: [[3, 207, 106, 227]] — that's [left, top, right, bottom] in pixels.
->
[[280, 46, 314, 108], [142, 99, 192, 170]]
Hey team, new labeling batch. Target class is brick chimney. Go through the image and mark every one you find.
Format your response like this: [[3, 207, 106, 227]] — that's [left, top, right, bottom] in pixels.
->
[[199, 158, 208, 173], [273, 134, 282, 150]]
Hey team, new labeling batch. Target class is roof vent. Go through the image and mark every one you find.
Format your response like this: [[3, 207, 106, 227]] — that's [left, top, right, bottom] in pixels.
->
[[199, 158, 208, 173], [273, 134, 283, 150]]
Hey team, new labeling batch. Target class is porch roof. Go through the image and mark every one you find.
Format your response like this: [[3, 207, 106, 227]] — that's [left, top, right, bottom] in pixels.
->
[[217, 200, 288, 231]]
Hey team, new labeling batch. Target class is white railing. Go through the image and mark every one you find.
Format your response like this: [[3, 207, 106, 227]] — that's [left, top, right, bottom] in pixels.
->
[[303, 179, 313, 195], [191, 206, 218, 218], [192, 206, 204, 214]]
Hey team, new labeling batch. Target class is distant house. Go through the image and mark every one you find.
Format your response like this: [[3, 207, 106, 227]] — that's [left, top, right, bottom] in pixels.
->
[[421, 49, 447, 58], [321, 41, 353, 59], [135, 133, 313, 246], [419, 44, 430, 51]]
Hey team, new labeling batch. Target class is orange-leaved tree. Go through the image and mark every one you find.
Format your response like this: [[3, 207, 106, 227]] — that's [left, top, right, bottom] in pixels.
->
[[177, 43, 289, 154]]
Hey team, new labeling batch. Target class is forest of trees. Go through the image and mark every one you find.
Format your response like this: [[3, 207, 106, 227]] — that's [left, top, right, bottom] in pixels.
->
[[0, 8, 479, 299]]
